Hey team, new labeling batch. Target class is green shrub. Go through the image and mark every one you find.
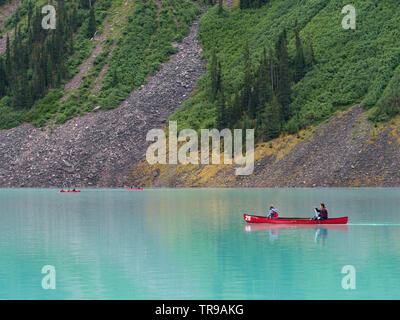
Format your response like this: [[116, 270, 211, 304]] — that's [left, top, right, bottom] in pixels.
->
[[55, 113, 67, 125]]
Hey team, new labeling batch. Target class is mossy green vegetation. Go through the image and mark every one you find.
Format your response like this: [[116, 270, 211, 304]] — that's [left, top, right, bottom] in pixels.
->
[[170, 0, 400, 141]]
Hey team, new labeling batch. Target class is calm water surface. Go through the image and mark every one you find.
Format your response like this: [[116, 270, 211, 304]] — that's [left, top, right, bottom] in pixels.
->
[[0, 188, 399, 299]]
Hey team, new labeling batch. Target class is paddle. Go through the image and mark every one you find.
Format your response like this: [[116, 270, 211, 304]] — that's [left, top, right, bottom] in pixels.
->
[[312, 208, 319, 220]]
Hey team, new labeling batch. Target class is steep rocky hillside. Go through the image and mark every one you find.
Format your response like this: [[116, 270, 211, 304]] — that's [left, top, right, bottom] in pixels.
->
[[130, 105, 400, 187], [1, 0, 399, 188], [127, 0, 400, 188], [0, 19, 205, 187], [0, 0, 201, 129]]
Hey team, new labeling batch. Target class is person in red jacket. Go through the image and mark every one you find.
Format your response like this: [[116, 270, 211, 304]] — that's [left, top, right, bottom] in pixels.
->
[[267, 205, 279, 219], [313, 203, 328, 220]]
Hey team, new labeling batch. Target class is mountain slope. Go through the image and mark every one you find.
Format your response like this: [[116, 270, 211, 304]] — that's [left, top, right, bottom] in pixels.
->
[[171, 0, 400, 135], [0, 18, 205, 187], [0, 0, 200, 129], [126, 0, 400, 188], [131, 104, 400, 187], [1, 0, 400, 188]]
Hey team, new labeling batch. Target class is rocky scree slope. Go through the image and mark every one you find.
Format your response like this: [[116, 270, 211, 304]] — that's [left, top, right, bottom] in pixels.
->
[[131, 105, 400, 187], [0, 19, 205, 187]]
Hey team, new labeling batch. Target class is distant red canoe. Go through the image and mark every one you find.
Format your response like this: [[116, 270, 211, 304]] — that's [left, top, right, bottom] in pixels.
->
[[243, 214, 348, 225], [58, 190, 81, 193], [125, 188, 144, 190]]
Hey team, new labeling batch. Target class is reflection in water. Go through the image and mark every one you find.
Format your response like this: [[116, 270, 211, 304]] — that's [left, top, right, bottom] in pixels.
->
[[269, 228, 278, 243], [314, 228, 327, 244], [244, 224, 348, 244]]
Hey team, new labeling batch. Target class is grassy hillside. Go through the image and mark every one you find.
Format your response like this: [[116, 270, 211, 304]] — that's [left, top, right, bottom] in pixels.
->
[[0, 0, 200, 129], [170, 0, 400, 140]]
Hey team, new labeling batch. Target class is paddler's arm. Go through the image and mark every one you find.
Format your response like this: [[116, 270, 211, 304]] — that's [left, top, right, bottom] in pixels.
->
[[313, 207, 321, 219]]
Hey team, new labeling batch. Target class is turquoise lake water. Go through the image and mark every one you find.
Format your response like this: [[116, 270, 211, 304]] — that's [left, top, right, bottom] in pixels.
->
[[1, 188, 400, 300]]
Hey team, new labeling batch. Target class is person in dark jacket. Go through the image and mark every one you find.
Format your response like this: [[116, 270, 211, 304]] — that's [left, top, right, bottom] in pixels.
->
[[313, 203, 328, 220]]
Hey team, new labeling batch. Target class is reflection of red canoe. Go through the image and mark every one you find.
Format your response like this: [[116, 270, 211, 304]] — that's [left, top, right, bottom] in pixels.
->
[[58, 190, 81, 193], [125, 188, 144, 190], [244, 224, 349, 232], [243, 214, 348, 224]]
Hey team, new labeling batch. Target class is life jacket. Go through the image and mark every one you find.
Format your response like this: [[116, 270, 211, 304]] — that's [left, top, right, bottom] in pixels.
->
[[320, 208, 328, 219], [270, 208, 278, 219]]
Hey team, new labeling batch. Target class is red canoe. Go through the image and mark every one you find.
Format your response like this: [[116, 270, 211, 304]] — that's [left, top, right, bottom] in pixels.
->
[[243, 214, 348, 225], [244, 224, 349, 232], [58, 190, 81, 193], [125, 188, 144, 190]]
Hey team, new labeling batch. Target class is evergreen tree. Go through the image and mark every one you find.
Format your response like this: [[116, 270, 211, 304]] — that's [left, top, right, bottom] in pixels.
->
[[215, 62, 227, 129], [294, 23, 305, 82], [5, 34, 11, 75], [249, 83, 258, 119], [0, 59, 6, 97], [210, 48, 218, 102], [240, 0, 249, 9], [255, 48, 271, 120], [305, 34, 315, 69], [218, 0, 223, 15], [81, 0, 95, 9], [231, 92, 242, 126], [216, 88, 226, 129], [269, 48, 277, 94], [240, 0, 269, 9], [276, 29, 291, 121], [216, 61, 222, 95], [87, 7, 96, 39], [242, 41, 252, 112], [263, 95, 281, 140]]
